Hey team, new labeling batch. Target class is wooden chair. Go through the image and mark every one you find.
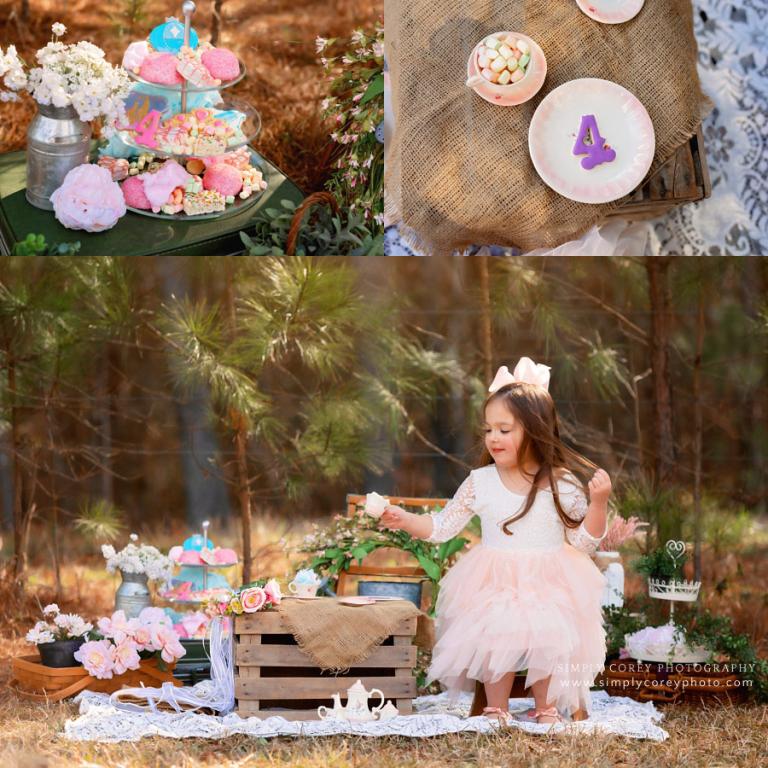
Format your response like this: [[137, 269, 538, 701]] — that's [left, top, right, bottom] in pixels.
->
[[335, 494, 448, 599]]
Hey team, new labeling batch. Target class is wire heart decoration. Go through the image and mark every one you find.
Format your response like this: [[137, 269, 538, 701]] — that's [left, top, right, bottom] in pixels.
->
[[665, 539, 686, 566]]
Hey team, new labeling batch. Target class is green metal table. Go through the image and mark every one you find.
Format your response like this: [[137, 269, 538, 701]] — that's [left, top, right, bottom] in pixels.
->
[[0, 149, 304, 256]]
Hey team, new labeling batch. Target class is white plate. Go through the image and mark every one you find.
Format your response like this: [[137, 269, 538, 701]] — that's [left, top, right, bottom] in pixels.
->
[[338, 596, 376, 607], [528, 78, 655, 204], [575, 0, 645, 24]]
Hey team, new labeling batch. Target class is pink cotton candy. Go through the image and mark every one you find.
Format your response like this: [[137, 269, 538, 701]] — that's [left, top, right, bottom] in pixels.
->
[[122, 41, 150, 73], [50, 164, 126, 232], [178, 550, 202, 565], [203, 163, 243, 196], [201, 48, 240, 81], [141, 160, 192, 213], [140, 52, 184, 85], [121, 175, 152, 210]]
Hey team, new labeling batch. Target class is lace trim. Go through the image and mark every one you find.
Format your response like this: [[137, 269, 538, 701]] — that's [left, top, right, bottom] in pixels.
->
[[425, 475, 475, 543]]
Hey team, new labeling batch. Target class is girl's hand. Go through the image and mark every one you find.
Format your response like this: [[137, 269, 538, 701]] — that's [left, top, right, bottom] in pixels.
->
[[588, 469, 612, 505], [379, 504, 409, 531]]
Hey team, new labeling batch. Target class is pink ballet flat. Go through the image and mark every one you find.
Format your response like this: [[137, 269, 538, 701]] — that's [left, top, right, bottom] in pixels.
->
[[531, 706, 564, 725], [482, 706, 514, 725]]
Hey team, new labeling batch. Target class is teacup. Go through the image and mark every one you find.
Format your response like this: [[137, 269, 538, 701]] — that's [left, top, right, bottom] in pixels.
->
[[289, 581, 319, 598]]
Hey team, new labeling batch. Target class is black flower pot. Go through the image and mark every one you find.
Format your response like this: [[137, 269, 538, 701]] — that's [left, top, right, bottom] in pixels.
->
[[37, 638, 85, 668]]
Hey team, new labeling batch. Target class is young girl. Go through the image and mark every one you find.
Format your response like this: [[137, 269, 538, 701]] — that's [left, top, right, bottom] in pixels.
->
[[380, 358, 610, 725]]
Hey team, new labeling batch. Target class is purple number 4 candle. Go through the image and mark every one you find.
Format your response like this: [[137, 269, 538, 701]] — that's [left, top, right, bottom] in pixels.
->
[[572, 114, 616, 170]]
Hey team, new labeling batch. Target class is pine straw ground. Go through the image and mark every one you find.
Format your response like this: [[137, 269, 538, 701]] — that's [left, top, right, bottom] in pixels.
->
[[0, 0, 380, 192], [0, 522, 767, 766]]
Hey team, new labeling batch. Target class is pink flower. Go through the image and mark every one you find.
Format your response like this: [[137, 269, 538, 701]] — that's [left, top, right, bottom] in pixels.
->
[[138, 607, 171, 626], [618, 647, 630, 659], [97, 610, 134, 643], [154, 626, 186, 664], [75, 640, 116, 679], [240, 587, 267, 613], [132, 624, 154, 651], [264, 579, 282, 606], [113, 639, 141, 675]]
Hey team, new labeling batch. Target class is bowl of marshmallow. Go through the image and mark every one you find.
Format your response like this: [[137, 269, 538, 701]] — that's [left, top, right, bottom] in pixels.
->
[[466, 32, 547, 106]]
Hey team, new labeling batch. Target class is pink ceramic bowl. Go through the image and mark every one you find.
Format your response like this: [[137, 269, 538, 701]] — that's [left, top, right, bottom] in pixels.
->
[[466, 31, 547, 106]]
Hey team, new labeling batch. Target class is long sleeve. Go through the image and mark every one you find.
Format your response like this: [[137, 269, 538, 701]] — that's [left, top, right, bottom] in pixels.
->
[[560, 476, 607, 555], [424, 474, 476, 543]]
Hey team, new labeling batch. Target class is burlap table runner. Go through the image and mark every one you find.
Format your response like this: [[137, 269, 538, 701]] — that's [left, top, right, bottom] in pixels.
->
[[278, 598, 421, 671], [385, 0, 711, 254]]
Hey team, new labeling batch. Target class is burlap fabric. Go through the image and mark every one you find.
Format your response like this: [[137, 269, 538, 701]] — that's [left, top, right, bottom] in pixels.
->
[[278, 598, 420, 671], [385, 0, 711, 254]]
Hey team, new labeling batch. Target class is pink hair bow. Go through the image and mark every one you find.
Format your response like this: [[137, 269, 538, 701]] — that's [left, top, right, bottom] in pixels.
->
[[488, 357, 551, 393]]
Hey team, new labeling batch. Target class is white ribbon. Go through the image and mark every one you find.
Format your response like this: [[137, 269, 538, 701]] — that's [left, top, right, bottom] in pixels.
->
[[488, 357, 551, 393]]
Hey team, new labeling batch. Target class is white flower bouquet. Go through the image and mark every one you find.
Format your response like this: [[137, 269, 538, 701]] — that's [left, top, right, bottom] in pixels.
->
[[0, 23, 130, 132], [25, 604, 93, 645], [102, 534, 172, 583]]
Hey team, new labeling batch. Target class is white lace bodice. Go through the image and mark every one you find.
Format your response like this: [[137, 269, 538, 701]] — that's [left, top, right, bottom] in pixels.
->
[[426, 465, 606, 554]]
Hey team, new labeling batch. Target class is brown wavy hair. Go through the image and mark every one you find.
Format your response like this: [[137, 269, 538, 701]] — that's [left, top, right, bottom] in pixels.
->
[[479, 382, 596, 535]]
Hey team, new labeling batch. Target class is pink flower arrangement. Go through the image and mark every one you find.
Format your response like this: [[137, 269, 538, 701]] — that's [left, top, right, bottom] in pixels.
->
[[598, 516, 649, 552], [74, 607, 185, 679], [204, 578, 282, 618]]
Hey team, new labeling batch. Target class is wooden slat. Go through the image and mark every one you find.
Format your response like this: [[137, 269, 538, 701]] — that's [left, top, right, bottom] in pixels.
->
[[344, 565, 426, 577], [236, 643, 416, 668], [346, 494, 448, 508], [236, 675, 416, 700], [236, 612, 417, 637]]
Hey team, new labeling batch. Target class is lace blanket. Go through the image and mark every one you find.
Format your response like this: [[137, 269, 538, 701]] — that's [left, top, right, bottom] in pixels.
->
[[64, 690, 668, 743]]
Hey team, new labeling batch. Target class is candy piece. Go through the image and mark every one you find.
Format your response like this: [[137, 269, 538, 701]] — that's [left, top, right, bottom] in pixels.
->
[[477, 53, 490, 69], [572, 114, 616, 169], [97, 156, 130, 182], [498, 44, 513, 59], [141, 160, 191, 213], [186, 158, 206, 175], [480, 67, 497, 82], [510, 49, 522, 60], [225, 195, 235, 205], [519, 53, 530, 68], [194, 136, 228, 155], [149, 19, 198, 53], [177, 47, 221, 88], [183, 189, 226, 215], [203, 162, 243, 196], [485, 47, 499, 60], [121, 175, 152, 210], [140, 53, 184, 85], [506, 57, 518, 72], [485, 36, 501, 50], [490, 56, 507, 73], [516, 39, 531, 54], [201, 48, 240, 81], [497, 69, 511, 85], [122, 41, 150, 73], [510, 68, 525, 83]]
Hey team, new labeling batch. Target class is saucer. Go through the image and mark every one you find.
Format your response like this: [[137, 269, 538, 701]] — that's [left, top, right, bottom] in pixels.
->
[[575, 0, 645, 24], [338, 596, 376, 607]]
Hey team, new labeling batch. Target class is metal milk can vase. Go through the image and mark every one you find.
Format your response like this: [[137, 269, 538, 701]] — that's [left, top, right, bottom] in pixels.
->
[[26, 102, 91, 210], [115, 570, 151, 618]]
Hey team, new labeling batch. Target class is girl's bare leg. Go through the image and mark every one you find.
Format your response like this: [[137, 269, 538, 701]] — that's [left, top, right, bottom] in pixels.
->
[[484, 671, 516, 710], [530, 676, 559, 723]]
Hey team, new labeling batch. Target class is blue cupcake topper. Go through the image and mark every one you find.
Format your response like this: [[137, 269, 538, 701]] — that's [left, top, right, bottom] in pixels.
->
[[149, 17, 198, 53]]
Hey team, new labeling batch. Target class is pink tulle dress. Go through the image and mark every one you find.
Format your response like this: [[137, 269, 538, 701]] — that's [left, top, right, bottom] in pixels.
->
[[425, 464, 607, 716]]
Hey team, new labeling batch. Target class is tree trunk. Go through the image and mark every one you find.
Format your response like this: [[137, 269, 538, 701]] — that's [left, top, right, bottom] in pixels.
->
[[692, 293, 705, 582], [645, 257, 676, 487], [8, 358, 26, 587], [211, 0, 224, 45], [477, 256, 493, 384], [234, 422, 252, 583]]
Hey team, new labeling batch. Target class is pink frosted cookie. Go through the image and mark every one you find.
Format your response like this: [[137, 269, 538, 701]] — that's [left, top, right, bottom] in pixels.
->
[[140, 52, 184, 85], [121, 175, 152, 209], [177, 47, 221, 87], [201, 48, 239, 81], [203, 146, 251, 170], [203, 163, 243, 196]]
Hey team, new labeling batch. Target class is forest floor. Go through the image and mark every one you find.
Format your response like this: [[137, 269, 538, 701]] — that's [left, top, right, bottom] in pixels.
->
[[1, 521, 767, 767], [0, 0, 381, 192]]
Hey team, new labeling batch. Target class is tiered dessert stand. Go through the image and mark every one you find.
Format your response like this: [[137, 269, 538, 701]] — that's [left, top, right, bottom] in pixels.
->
[[118, 1, 264, 220]]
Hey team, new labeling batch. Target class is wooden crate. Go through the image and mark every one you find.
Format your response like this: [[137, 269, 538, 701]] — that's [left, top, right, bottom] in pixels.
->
[[235, 611, 418, 721], [610, 126, 712, 220]]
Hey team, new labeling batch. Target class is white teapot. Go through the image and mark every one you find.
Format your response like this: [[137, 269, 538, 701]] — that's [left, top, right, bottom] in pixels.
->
[[317, 692, 346, 720], [342, 679, 385, 722]]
